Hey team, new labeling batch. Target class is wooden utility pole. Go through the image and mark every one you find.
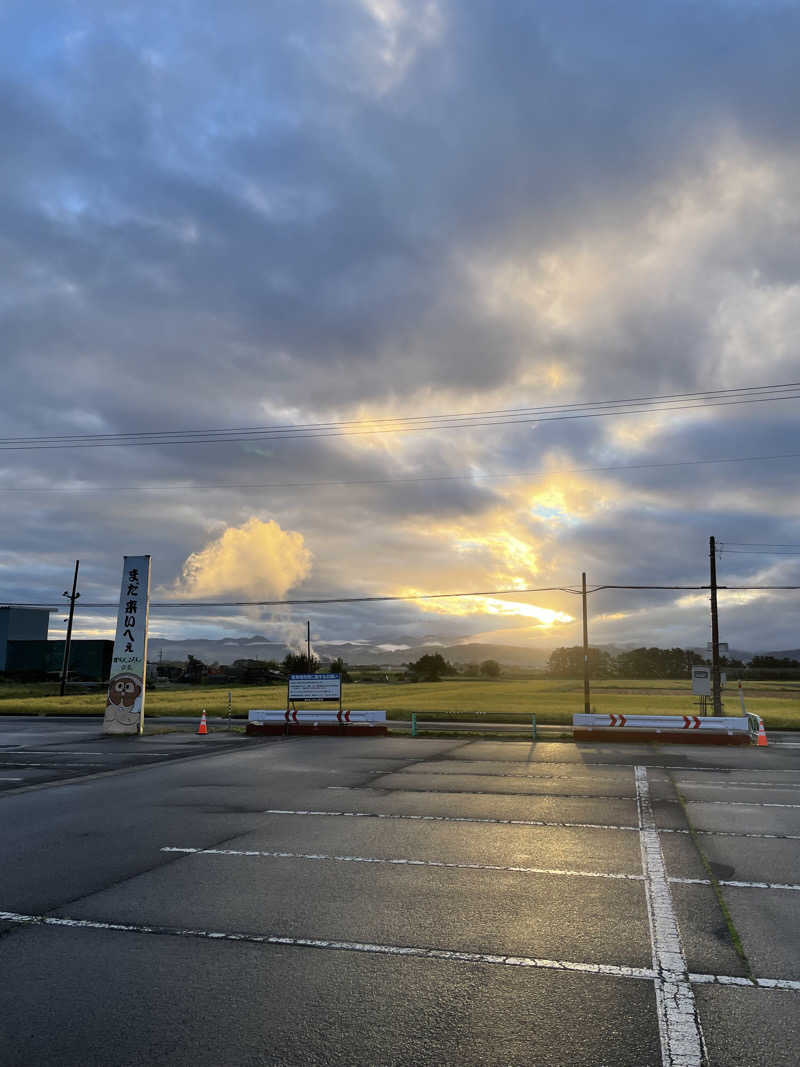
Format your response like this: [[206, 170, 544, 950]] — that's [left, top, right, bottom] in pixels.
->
[[307, 619, 312, 672], [582, 572, 591, 714], [59, 560, 80, 697], [709, 537, 723, 716]]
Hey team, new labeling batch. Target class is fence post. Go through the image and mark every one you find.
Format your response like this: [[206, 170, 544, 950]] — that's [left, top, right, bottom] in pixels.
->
[[531, 714, 537, 741], [411, 713, 417, 738]]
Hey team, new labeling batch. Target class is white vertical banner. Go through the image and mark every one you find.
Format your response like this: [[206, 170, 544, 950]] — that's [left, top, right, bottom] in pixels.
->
[[103, 555, 151, 736]]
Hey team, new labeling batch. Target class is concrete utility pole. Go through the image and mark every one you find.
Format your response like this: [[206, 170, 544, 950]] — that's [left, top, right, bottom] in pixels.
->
[[709, 537, 723, 716], [59, 560, 80, 697], [582, 572, 591, 714]]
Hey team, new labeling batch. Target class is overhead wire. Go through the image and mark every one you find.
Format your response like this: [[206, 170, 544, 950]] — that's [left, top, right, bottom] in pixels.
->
[[2, 449, 800, 494], [5, 582, 800, 612], [3, 585, 580, 610], [3, 379, 798, 444], [0, 382, 798, 451]]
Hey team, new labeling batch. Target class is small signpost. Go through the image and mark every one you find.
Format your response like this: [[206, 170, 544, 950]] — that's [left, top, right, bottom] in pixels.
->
[[103, 555, 151, 736], [692, 665, 725, 715], [287, 673, 342, 717], [692, 666, 711, 696]]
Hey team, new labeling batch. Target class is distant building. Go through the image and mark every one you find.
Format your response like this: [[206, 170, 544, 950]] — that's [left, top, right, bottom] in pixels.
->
[[0, 607, 51, 670], [6, 639, 113, 682], [0, 606, 112, 682]]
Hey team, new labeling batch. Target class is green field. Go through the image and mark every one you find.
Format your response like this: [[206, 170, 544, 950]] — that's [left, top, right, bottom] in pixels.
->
[[1, 677, 799, 728]]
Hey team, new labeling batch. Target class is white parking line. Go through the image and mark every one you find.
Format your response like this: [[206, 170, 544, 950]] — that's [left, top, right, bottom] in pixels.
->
[[330, 785, 637, 801], [161, 846, 800, 893], [436, 759, 800, 774], [689, 973, 800, 991], [0, 762, 102, 769], [2, 909, 798, 992], [681, 799, 800, 809], [672, 877, 800, 892], [674, 780, 800, 790], [0, 750, 178, 757], [264, 809, 639, 832], [0, 908, 656, 978], [396, 769, 635, 782], [663, 827, 800, 841], [635, 766, 704, 1067], [161, 845, 645, 881], [336, 783, 800, 808], [161, 846, 800, 894], [265, 808, 800, 841]]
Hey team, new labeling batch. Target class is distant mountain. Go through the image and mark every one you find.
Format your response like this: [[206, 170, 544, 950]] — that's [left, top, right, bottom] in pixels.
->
[[147, 633, 789, 669], [146, 634, 551, 668], [148, 635, 288, 665]]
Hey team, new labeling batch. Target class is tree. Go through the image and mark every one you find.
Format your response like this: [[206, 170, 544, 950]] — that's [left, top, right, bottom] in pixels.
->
[[183, 654, 206, 684], [751, 655, 800, 669], [616, 647, 690, 678], [328, 657, 352, 683], [282, 652, 319, 675], [547, 646, 613, 678], [479, 659, 501, 678], [230, 658, 283, 684], [406, 653, 451, 682]]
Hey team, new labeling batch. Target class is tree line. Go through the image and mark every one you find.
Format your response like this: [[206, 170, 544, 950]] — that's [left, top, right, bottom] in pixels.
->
[[547, 646, 800, 679], [158, 647, 800, 686], [159, 651, 502, 685]]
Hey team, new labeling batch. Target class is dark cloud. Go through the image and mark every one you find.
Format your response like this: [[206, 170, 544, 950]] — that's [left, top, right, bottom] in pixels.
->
[[1, 0, 799, 651]]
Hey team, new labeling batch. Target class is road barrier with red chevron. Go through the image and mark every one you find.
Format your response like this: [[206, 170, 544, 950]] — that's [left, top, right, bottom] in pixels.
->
[[246, 708, 388, 737], [573, 713, 756, 745]]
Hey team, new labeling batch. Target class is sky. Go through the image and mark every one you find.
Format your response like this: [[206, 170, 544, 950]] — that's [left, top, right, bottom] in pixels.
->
[[2, 0, 800, 656]]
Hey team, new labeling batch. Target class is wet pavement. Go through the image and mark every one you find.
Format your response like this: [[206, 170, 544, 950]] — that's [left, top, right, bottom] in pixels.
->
[[0, 732, 798, 1064]]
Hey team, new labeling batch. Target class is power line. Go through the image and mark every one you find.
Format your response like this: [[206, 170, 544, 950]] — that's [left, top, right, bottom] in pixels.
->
[[5, 380, 797, 443], [7, 582, 800, 613], [0, 383, 798, 451], [4, 382, 799, 442], [1, 585, 580, 610], [719, 550, 800, 556], [720, 542, 800, 549], [718, 541, 800, 557], [2, 450, 800, 495]]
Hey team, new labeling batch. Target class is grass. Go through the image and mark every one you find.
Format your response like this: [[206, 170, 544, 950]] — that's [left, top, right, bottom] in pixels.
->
[[1, 677, 798, 727]]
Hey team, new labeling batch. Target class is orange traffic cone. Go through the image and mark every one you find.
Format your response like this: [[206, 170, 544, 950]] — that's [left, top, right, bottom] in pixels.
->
[[756, 717, 768, 747], [197, 710, 208, 736]]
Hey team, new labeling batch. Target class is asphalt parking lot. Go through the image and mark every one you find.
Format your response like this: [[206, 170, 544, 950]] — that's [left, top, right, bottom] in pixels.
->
[[0, 716, 248, 790], [0, 731, 798, 1065]]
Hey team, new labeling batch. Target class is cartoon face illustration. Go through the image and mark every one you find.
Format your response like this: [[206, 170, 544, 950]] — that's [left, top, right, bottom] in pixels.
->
[[104, 673, 143, 726]]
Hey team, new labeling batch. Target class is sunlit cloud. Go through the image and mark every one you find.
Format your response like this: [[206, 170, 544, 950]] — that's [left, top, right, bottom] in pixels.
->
[[408, 593, 573, 627], [163, 517, 312, 600]]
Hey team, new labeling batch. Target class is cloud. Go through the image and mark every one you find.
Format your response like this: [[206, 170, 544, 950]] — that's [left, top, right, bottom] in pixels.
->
[[166, 518, 312, 600], [2, 0, 800, 654]]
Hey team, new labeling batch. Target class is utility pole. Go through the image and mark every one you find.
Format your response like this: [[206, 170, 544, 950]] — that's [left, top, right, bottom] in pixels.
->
[[582, 572, 591, 714], [307, 619, 311, 672], [59, 560, 80, 697], [709, 536, 722, 717]]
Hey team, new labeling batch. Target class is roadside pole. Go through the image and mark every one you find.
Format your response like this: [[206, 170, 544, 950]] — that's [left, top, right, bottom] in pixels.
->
[[59, 560, 80, 698], [709, 536, 723, 716], [582, 572, 591, 714]]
